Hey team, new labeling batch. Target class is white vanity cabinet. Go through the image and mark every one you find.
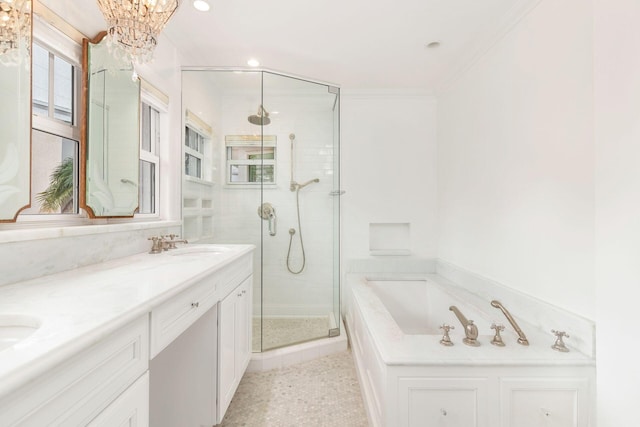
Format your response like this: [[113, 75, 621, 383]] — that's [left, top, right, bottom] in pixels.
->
[[0, 244, 255, 427], [149, 251, 253, 427], [0, 315, 149, 427], [218, 275, 252, 422]]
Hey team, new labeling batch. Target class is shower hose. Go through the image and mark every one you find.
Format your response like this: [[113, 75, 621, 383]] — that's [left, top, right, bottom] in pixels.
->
[[286, 188, 306, 274]]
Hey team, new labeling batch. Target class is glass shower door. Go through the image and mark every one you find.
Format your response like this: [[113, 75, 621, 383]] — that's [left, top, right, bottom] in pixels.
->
[[259, 72, 340, 350]]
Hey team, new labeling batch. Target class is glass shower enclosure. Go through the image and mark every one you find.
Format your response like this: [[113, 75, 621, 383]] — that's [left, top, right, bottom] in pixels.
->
[[181, 69, 340, 352]]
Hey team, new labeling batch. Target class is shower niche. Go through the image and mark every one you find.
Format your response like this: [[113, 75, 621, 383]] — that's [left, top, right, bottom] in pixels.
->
[[181, 69, 341, 352]]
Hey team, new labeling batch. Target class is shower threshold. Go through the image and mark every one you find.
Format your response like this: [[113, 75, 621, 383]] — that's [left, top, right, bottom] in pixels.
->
[[248, 316, 347, 372]]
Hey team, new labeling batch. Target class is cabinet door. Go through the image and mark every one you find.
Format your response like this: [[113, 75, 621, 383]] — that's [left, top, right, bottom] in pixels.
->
[[217, 275, 253, 423], [500, 378, 590, 427], [235, 276, 252, 374], [397, 377, 489, 427], [88, 372, 149, 427], [218, 288, 239, 420]]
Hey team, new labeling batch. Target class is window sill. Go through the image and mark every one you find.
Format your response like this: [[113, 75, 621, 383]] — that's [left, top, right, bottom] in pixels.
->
[[0, 219, 182, 244], [184, 176, 215, 186]]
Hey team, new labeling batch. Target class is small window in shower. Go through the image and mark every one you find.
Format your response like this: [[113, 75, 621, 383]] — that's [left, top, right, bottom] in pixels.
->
[[225, 135, 276, 185]]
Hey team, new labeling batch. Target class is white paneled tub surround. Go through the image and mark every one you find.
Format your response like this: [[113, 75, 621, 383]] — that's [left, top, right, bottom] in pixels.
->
[[345, 274, 596, 427], [0, 244, 254, 426]]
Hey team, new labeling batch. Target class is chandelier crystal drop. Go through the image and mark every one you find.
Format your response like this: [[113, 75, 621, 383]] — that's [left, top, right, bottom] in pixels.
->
[[96, 0, 180, 64], [0, 0, 31, 66]]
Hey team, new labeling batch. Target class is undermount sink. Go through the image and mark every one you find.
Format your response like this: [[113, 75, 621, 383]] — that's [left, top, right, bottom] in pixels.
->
[[0, 315, 41, 352], [169, 245, 232, 256]]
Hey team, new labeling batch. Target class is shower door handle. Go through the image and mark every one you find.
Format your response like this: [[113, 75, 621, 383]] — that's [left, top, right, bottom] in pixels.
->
[[258, 202, 277, 236]]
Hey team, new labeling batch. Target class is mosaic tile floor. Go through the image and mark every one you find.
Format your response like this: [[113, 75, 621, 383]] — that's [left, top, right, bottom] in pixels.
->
[[220, 350, 369, 427], [253, 317, 331, 351]]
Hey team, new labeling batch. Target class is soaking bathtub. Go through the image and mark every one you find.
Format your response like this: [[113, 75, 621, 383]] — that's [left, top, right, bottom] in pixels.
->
[[345, 274, 595, 427]]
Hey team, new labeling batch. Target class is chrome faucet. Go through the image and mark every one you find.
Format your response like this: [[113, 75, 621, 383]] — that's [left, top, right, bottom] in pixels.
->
[[490, 300, 529, 346], [449, 306, 480, 346]]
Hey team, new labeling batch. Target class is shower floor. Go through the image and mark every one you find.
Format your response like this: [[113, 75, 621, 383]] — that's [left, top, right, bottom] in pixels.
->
[[253, 316, 331, 351]]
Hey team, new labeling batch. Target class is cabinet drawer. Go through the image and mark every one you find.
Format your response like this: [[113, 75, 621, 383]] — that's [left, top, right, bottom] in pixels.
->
[[500, 377, 590, 427], [217, 254, 253, 300], [150, 275, 218, 358], [0, 315, 149, 427], [88, 371, 149, 427], [398, 377, 489, 427]]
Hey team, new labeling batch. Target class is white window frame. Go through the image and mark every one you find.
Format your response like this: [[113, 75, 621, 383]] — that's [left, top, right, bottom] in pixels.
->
[[136, 90, 167, 220], [225, 135, 277, 186], [184, 110, 213, 184]]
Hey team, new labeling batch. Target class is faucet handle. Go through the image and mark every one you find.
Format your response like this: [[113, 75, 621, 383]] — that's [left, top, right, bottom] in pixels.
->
[[490, 323, 506, 347], [148, 236, 164, 254], [439, 324, 455, 346], [551, 330, 570, 352]]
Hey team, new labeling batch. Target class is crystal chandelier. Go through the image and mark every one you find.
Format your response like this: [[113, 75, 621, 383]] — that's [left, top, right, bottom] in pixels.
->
[[0, 0, 31, 65], [96, 0, 180, 64]]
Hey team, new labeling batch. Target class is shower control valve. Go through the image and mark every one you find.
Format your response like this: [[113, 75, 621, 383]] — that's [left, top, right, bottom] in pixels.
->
[[439, 324, 455, 346]]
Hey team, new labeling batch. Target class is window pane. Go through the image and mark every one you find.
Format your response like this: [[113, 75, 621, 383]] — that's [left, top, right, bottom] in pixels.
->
[[185, 153, 201, 178], [151, 107, 160, 154], [53, 56, 74, 123], [228, 146, 273, 160], [185, 127, 204, 153], [141, 104, 151, 152], [23, 130, 78, 214], [229, 165, 274, 183], [139, 160, 155, 214], [32, 44, 49, 117]]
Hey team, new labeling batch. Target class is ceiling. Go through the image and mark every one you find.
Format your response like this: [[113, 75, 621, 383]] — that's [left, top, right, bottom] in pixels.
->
[[38, 0, 536, 93]]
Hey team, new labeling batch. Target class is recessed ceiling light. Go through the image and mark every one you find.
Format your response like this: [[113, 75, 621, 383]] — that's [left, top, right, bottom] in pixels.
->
[[193, 0, 210, 12], [425, 41, 441, 49], [247, 58, 260, 67]]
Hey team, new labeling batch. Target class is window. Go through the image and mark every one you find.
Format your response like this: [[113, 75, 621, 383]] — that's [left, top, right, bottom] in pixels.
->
[[139, 101, 161, 215], [185, 126, 205, 179], [23, 34, 81, 216], [225, 135, 276, 185]]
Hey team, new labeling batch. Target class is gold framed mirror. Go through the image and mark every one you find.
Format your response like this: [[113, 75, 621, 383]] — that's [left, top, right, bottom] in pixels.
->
[[81, 31, 140, 217], [0, 0, 32, 222]]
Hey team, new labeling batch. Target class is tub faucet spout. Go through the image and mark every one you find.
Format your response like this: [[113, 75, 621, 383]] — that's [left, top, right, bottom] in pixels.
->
[[490, 300, 529, 346], [449, 306, 480, 347]]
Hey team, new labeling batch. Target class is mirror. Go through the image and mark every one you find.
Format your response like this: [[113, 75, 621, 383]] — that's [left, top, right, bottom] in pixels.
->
[[82, 32, 140, 217], [0, 0, 31, 222]]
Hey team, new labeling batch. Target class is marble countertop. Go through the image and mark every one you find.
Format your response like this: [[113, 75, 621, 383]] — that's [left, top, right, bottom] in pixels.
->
[[348, 274, 595, 367], [0, 244, 255, 400]]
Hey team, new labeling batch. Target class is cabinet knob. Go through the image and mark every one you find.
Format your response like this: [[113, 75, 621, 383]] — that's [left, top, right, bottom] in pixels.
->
[[191, 302, 200, 308], [242, 290, 247, 294], [441, 408, 447, 416]]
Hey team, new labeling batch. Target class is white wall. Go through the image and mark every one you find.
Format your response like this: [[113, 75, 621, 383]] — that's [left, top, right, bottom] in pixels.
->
[[594, 0, 640, 424], [341, 92, 438, 264], [436, 0, 595, 320]]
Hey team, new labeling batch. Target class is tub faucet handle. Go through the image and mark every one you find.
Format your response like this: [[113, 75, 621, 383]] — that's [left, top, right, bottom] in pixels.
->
[[551, 330, 570, 352], [490, 323, 506, 347], [439, 324, 455, 346]]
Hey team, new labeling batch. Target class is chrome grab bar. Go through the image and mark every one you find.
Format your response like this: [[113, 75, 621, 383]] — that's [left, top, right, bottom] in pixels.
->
[[258, 202, 277, 236]]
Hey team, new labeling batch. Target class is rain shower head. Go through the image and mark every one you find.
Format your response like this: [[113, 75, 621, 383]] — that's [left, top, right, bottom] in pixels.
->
[[248, 105, 271, 126]]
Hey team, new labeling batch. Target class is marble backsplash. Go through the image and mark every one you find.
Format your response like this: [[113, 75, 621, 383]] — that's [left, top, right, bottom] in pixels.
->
[[0, 221, 181, 287]]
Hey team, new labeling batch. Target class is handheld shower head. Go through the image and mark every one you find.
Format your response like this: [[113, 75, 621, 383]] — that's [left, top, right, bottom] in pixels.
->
[[248, 105, 271, 126]]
